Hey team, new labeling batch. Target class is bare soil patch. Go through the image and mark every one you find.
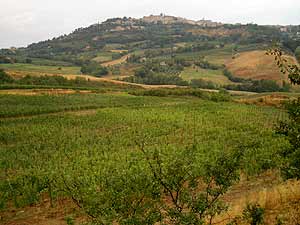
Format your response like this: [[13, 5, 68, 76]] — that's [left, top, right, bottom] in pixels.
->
[[0, 196, 86, 225]]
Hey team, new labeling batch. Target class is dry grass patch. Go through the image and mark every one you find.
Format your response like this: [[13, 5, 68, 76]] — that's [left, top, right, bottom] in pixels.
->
[[226, 50, 298, 82], [214, 171, 300, 225], [236, 94, 294, 107]]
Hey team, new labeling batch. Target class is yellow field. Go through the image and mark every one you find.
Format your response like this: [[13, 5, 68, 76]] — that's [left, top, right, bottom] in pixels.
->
[[226, 50, 297, 82]]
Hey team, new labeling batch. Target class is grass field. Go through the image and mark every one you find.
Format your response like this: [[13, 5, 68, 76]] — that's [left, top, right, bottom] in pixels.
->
[[0, 63, 81, 75], [180, 66, 234, 85], [0, 93, 185, 118], [92, 52, 114, 63]]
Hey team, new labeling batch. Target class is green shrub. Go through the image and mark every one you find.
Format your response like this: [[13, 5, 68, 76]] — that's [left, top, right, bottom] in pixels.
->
[[242, 203, 265, 225], [0, 69, 14, 84], [190, 79, 217, 89], [276, 98, 300, 179], [129, 88, 231, 102], [295, 46, 300, 62], [81, 61, 108, 76]]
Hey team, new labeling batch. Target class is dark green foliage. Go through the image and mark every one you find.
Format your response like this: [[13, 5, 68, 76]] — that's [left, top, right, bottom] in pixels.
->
[[0, 75, 140, 97], [0, 69, 14, 84], [125, 73, 188, 86], [124, 59, 188, 86], [65, 216, 75, 225], [282, 39, 300, 53], [80, 61, 108, 76], [129, 88, 231, 102], [269, 47, 300, 180], [190, 79, 217, 89], [127, 54, 141, 63], [13, 75, 131, 90], [276, 99, 300, 179], [249, 80, 284, 92], [134, 67, 148, 78], [174, 42, 217, 54], [223, 69, 249, 83], [25, 58, 33, 64], [18, 75, 71, 86], [225, 79, 285, 93], [295, 46, 300, 61], [242, 203, 265, 225], [194, 59, 223, 70]]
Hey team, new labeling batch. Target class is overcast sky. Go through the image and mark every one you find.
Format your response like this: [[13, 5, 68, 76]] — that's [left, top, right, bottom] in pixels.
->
[[0, 0, 299, 48]]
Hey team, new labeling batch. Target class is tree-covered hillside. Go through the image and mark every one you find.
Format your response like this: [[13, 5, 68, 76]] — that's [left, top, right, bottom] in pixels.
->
[[1, 15, 300, 92], [1, 15, 299, 65]]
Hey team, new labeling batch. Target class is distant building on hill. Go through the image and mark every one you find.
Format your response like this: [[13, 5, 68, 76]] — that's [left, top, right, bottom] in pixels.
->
[[280, 27, 288, 32]]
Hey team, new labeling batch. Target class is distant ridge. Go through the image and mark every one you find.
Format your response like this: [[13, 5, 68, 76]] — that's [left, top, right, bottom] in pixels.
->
[[141, 14, 222, 27], [102, 14, 223, 28]]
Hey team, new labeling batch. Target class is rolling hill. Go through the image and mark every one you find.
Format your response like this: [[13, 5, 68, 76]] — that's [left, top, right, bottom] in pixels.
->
[[226, 50, 289, 82], [0, 15, 300, 92]]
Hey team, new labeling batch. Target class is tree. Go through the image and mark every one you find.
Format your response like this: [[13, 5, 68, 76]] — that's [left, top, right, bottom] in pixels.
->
[[134, 67, 148, 78], [295, 46, 300, 62], [0, 69, 14, 83], [25, 58, 33, 64], [276, 99, 300, 179], [268, 47, 300, 179], [242, 203, 265, 225], [80, 61, 108, 77], [267, 47, 300, 85], [135, 141, 243, 224]]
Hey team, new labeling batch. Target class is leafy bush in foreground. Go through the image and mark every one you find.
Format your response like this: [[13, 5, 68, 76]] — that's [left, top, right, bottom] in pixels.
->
[[276, 99, 300, 179]]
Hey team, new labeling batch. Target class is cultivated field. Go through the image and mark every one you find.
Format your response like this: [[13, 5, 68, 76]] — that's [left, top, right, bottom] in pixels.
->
[[180, 66, 234, 85], [2, 13, 300, 225], [0, 63, 81, 75], [1, 90, 299, 224]]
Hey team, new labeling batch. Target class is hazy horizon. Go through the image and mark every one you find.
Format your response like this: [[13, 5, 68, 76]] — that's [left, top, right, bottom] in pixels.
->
[[1, 0, 300, 49]]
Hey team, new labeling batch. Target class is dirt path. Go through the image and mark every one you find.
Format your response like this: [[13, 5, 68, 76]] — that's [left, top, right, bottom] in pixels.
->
[[101, 54, 131, 67]]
